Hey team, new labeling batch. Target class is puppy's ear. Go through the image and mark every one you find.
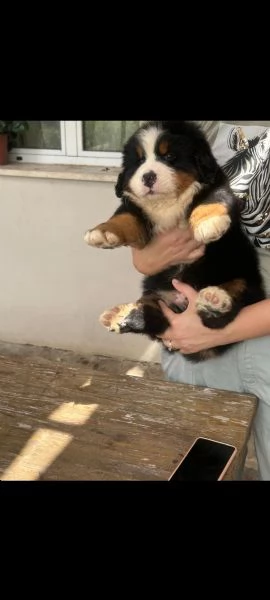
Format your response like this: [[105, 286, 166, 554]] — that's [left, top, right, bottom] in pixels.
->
[[115, 171, 125, 198], [195, 142, 219, 184]]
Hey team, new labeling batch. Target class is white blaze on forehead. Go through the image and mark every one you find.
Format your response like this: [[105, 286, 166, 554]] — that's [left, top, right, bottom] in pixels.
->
[[138, 126, 162, 159], [128, 123, 176, 200]]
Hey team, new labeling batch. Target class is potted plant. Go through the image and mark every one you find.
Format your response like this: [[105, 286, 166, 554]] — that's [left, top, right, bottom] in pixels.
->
[[0, 121, 29, 165]]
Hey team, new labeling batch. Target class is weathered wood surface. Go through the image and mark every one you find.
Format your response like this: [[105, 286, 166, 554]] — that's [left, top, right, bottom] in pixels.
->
[[0, 354, 257, 481]]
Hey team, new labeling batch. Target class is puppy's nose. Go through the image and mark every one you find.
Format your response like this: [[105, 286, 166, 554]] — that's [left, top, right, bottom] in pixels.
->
[[142, 171, 157, 188]]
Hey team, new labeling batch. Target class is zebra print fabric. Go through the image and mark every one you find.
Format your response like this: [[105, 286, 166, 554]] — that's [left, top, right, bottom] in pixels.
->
[[213, 123, 270, 249], [240, 139, 270, 248]]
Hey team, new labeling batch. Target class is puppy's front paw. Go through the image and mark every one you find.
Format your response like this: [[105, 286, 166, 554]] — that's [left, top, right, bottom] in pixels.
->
[[196, 286, 232, 318], [99, 303, 144, 333], [189, 204, 231, 244], [84, 225, 123, 248], [193, 215, 231, 243]]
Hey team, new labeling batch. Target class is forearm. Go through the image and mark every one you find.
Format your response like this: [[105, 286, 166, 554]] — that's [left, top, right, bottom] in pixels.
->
[[216, 299, 270, 346], [131, 245, 171, 275], [131, 229, 205, 275]]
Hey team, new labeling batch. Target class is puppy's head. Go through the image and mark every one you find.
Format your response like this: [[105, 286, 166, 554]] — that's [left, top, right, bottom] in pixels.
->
[[115, 121, 219, 207]]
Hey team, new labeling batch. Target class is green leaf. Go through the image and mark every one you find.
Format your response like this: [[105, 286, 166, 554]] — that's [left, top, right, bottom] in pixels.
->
[[0, 120, 29, 135]]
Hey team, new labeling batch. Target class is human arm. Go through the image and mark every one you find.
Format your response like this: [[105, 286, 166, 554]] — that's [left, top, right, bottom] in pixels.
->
[[131, 229, 270, 354], [131, 227, 205, 275], [159, 279, 270, 354]]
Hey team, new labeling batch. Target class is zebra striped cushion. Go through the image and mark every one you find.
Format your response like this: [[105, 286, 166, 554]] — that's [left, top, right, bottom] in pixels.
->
[[212, 122, 270, 249]]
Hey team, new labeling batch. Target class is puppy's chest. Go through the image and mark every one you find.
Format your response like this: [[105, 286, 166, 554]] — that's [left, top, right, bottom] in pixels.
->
[[142, 182, 201, 233], [145, 199, 188, 233]]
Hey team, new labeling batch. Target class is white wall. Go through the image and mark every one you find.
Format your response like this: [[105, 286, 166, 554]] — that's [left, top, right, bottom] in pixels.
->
[[0, 175, 161, 362]]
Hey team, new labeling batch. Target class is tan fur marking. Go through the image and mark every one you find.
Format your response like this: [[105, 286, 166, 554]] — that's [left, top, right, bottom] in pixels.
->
[[159, 140, 169, 155], [136, 295, 159, 309], [189, 203, 228, 229], [106, 214, 147, 247], [174, 171, 196, 193], [221, 279, 246, 299], [85, 213, 148, 249], [136, 145, 143, 159], [192, 211, 231, 243]]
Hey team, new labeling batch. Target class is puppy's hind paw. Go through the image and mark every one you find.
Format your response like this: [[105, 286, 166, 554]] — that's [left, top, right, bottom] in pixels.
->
[[196, 286, 233, 328], [99, 303, 144, 333]]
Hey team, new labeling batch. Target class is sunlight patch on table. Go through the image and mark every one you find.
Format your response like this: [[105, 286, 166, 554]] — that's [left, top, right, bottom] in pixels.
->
[[49, 402, 98, 425], [1, 428, 72, 481], [1, 402, 98, 481], [125, 366, 145, 378], [79, 376, 93, 389]]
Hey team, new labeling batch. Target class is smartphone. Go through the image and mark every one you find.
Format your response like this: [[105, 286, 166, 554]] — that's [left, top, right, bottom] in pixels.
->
[[168, 437, 237, 481]]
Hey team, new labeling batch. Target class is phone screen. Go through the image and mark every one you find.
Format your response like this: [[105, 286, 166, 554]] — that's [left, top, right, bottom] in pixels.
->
[[169, 437, 236, 481]]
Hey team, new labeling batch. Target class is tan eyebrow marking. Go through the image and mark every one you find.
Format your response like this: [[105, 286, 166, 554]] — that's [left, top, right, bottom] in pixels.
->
[[136, 145, 143, 159], [159, 140, 169, 155]]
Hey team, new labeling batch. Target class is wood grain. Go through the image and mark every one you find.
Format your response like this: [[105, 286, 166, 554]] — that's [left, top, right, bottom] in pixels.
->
[[0, 354, 257, 481]]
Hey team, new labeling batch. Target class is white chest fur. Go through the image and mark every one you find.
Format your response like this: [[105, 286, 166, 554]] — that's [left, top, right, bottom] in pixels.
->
[[143, 181, 202, 233]]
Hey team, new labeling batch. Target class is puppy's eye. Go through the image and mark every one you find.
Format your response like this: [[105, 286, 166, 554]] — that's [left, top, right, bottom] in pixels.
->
[[136, 147, 145, 165], [136, 154, 145, 165], [163, 153, 176, 162]]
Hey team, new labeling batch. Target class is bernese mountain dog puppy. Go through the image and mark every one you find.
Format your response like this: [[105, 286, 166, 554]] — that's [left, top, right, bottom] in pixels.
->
[[84, 121, 265, 362]]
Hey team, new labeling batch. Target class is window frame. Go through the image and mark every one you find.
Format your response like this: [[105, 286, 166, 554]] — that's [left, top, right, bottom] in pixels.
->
[[9, 121, 125, 167]]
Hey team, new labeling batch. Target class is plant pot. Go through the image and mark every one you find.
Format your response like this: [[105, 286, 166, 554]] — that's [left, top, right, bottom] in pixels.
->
[[0, 133, 8, 165]]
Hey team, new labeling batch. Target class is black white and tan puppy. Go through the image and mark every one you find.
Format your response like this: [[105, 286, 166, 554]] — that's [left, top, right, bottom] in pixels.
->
[[84, 121, 265, 362]]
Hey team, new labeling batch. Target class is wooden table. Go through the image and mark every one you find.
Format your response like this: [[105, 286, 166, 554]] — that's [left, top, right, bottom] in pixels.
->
[[0, 355, 257, 481]]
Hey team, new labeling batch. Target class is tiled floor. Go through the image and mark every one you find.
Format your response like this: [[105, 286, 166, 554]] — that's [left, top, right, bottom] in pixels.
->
[[0, 341, 259, 480]]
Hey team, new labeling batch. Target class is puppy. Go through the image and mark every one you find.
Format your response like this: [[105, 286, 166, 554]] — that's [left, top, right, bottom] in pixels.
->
[[84, 121, 265, 362]]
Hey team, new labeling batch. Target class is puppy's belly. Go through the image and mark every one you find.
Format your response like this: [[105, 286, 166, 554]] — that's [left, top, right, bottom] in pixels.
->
[[157, 289, 188, 312]]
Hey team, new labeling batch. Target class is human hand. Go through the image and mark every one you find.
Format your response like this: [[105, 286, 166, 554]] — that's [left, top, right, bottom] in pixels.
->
[[159, 279, 223, 354], [131, 227, 205, 275]]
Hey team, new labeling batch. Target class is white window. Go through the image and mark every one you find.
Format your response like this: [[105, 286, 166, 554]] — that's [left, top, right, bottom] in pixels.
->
[[10, 121, 141, 167]]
